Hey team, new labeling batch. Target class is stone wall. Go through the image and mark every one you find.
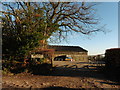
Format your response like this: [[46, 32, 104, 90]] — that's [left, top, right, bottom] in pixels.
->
[[105, 48, 120, 81], [54, 51, 88, 62]]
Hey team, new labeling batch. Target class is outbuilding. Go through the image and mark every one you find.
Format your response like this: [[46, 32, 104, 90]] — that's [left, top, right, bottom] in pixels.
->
[[47, 45, 88, 62]]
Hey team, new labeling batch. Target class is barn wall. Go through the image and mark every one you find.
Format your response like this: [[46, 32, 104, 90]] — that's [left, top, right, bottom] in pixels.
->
[[54, 51, 88, 62]]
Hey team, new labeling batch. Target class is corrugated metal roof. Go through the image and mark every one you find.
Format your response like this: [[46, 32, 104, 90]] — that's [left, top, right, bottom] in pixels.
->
[[47, 45, 88, 52]]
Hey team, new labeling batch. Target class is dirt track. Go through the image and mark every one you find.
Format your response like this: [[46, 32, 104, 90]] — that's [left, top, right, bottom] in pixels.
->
[[2, 61, 120, 89]]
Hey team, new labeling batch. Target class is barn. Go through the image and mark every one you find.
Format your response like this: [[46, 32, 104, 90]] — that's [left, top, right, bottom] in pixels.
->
[[47, 45, 88, 62]]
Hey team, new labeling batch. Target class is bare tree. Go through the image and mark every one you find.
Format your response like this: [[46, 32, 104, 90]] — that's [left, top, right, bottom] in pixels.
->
[[1, 2, 105, 55], [42, 2, 105, 42]]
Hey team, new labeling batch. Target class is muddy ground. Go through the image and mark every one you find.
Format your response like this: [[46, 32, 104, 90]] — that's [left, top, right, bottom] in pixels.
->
[[2, 61, 120, 89]]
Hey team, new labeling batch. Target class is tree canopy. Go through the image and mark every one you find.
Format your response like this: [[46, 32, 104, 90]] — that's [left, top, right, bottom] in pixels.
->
[[1, 2, 105, 60], [43, 2, 105, 42]]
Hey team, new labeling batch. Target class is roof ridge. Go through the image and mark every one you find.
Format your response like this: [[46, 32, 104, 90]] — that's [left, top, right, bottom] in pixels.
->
[[48, 45, 80, 47], [48, 45, 88, 52]]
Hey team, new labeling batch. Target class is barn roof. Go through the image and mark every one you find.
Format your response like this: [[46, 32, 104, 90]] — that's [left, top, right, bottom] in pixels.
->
[[47, 45, 88, 52]]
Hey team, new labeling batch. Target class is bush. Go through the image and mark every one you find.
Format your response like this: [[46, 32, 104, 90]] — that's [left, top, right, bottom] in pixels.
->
[[28, 63, 52, 75], [2, 58, 53, 75], [2, 60, 26, 74]]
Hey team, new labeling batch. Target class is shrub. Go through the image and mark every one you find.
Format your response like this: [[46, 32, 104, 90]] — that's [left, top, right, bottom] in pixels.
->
[[28, 63, 52, 75], [2, 60, 26, 74]]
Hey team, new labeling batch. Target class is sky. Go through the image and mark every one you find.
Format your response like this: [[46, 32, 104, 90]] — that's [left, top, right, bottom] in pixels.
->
[[49, 2, 118, 55]]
